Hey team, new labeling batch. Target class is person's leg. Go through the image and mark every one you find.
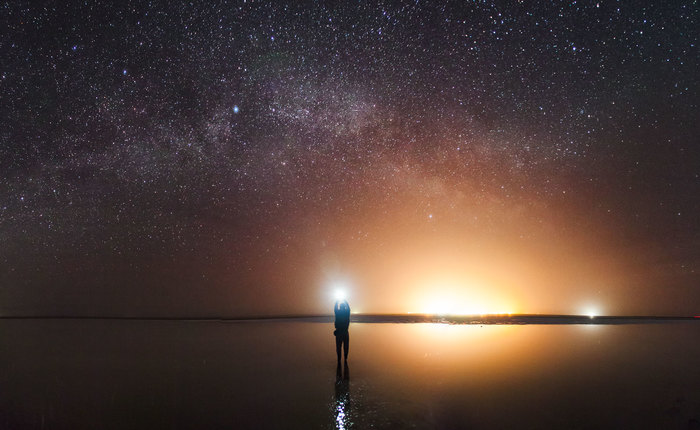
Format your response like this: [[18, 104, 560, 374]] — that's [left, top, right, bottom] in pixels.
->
[[335, 334, 342, 364], [343, 333, 349, 361]]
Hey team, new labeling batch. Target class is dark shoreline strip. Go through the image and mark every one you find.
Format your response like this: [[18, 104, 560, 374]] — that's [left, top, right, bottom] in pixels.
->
[[0, 314, 697, 325]]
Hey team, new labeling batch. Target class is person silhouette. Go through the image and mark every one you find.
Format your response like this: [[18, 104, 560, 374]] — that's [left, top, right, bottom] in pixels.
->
[[334, 300, 350, 367]]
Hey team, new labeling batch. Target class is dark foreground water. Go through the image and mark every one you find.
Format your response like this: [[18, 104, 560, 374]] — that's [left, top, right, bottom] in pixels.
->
[[2, 319, 699, 429]]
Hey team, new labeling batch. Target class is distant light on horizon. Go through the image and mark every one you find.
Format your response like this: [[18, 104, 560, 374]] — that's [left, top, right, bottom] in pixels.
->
[[582, 305, 601, 318], [422, 300, 515, 317], [418, 282, 517, 316]]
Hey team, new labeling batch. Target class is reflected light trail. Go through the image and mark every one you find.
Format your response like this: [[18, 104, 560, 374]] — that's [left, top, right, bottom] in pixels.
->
[[334, 379, 350, 430], [334, 399, 347, 430]]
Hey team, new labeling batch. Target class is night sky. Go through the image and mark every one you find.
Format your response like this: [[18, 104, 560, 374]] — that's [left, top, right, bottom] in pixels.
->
[[1, 1, 698, 317]]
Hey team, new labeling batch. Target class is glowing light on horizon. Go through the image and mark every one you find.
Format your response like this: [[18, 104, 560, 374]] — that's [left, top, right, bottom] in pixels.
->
[[417, 280, 518, 316], [421, 296, 515, 316], [581, 305, 601, 319]]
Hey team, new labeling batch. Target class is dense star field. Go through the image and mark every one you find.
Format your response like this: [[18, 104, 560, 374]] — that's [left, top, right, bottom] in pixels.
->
[[1, 1, 698, 317]]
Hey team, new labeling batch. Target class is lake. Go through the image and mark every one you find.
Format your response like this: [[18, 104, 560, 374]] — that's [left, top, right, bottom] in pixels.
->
[[2, 319, 699, 429]]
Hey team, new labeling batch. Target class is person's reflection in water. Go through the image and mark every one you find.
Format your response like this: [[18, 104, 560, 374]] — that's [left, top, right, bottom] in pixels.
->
[[334, 300, 350, 367], [334, 362, 350, 429], [333, 300, 351, 428]]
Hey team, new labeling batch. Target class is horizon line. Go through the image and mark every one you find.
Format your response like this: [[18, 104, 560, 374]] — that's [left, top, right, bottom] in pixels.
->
[[1, 313, 698, 325]]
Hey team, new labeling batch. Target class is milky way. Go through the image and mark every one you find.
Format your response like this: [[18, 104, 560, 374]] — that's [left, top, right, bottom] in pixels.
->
[[1, 1, 698, 316]]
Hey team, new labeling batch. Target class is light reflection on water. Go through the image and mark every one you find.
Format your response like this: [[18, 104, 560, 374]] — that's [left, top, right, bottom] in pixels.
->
[[338, 322, 700, 429], [334, 363, 351, 429], [334, 380, 349, 429], [1, 320, 699, 429]]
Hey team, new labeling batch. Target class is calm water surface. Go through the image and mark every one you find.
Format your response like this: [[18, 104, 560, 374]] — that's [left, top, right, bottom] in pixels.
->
[[2, 319, 699, 429]]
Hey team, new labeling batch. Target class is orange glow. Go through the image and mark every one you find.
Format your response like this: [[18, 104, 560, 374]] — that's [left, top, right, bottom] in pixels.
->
[[314, 173, 627, 315], [415, 280, 518, 315], [580, 305, 602, 318]]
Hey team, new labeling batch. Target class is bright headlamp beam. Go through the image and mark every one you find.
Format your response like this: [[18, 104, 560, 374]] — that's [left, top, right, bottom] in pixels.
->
[[335, 289, 347, 301]]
